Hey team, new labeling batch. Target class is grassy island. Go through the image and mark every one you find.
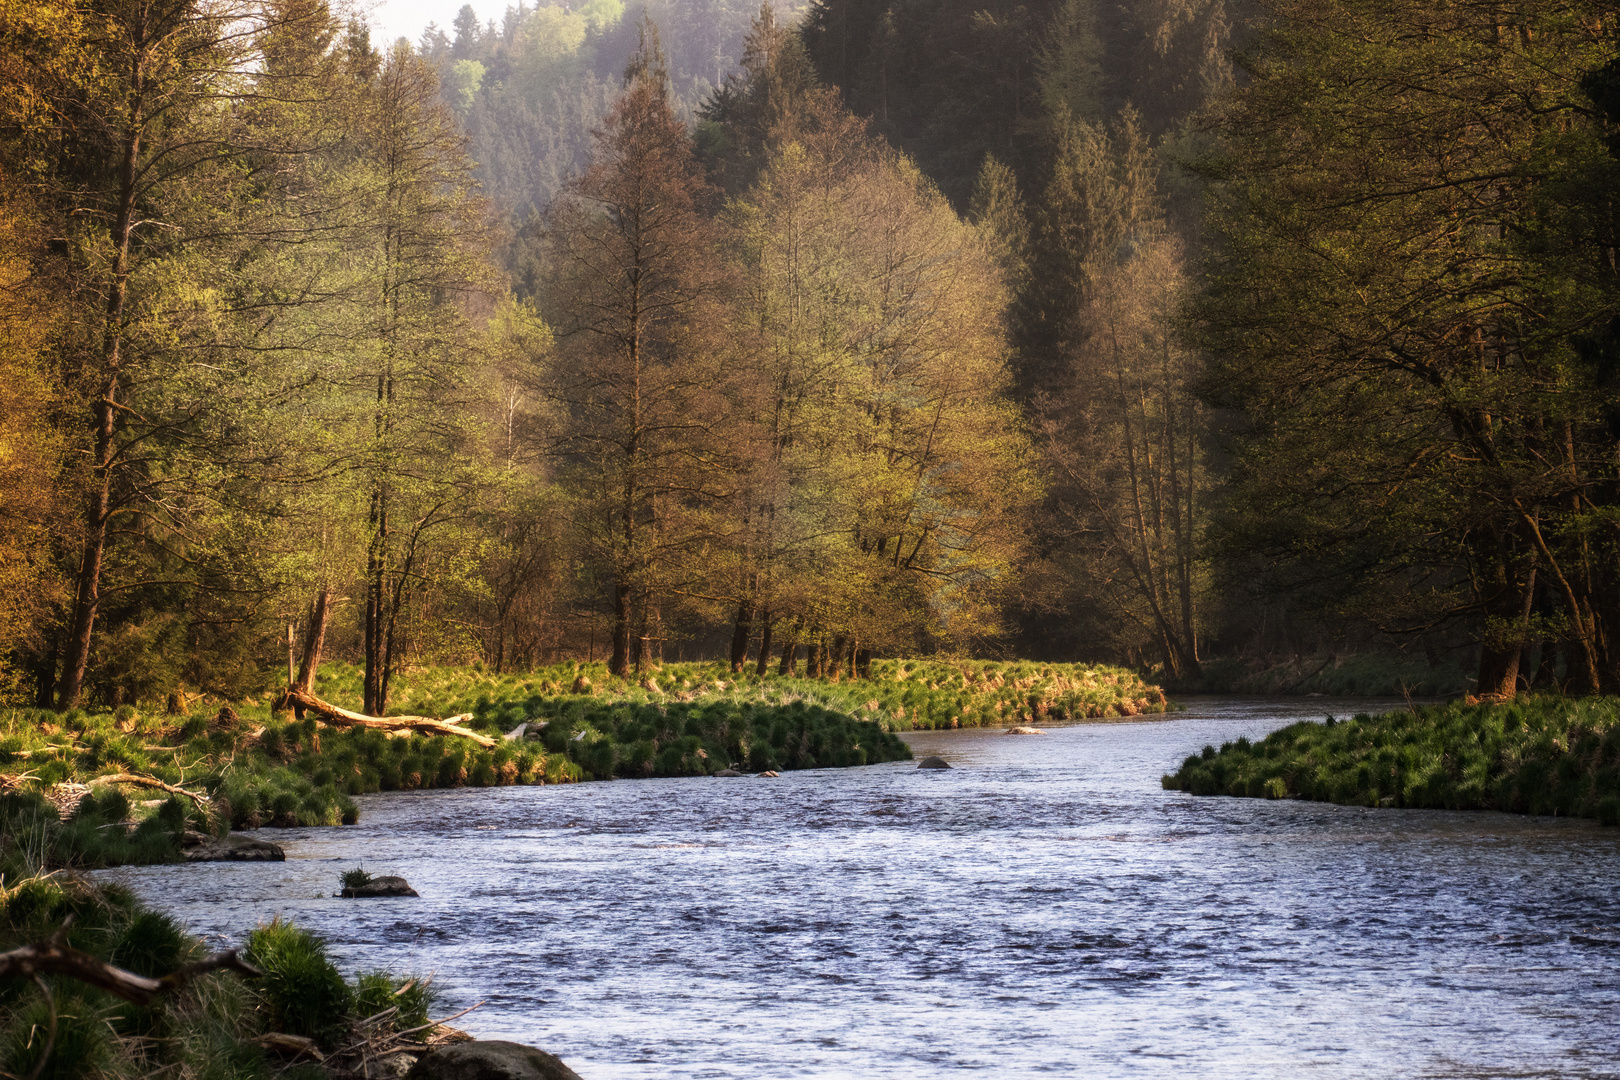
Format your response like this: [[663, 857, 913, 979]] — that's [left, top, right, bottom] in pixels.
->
[[0, 659, 1164, 840], [1164, 696, 1620, 825]]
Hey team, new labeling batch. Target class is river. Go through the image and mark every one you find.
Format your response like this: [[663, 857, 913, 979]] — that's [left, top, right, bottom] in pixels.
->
[[105, 696, 1620, 1078]]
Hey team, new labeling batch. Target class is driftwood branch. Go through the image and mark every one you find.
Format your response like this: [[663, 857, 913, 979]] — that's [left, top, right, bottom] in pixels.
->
[[0, 922, 260, 1006], [285, 689, 497, 748], [87, 772, 210, 809]]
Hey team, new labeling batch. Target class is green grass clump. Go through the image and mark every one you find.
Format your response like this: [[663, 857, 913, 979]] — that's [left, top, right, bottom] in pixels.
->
[[245, 919, 355, 1048], [1163, 695, 1620, 823], [522, 698, 912, 778], [0, 857, 440, 1078], [0, 789, 193, 870]]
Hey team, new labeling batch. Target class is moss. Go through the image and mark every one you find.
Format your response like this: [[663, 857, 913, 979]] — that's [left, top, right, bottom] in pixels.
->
[[1165, 695, 1620, 824]]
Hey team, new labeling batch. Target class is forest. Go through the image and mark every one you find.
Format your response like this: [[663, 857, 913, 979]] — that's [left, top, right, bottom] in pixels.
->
[[1, 0, 1618, 716]]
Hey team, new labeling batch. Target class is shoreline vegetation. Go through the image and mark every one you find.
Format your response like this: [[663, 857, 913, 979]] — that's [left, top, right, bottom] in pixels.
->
[[0, 660, 1166, 867], [1164, 696, 1620, 826], [0, 859, 460, 1080]]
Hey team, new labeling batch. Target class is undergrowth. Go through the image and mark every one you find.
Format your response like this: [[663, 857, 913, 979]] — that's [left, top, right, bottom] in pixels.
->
[[1164, 695, 1620, 823], [0, 860, 437, 1079]]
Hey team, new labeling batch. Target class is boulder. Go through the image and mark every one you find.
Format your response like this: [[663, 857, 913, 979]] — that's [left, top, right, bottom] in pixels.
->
[[757, 770, 780, 777], [340, 875, 419, 898], [917, 756, 952, 769], [713, 768, 743, 777], [405, 1040, 583, 1080], [181, 831, 285, 862], [1004, 726, 1046, 735]]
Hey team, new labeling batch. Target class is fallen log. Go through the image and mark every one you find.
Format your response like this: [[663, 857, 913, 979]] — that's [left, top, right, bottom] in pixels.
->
[[88, 772, 210, 809], [284, 689, 496, 748]]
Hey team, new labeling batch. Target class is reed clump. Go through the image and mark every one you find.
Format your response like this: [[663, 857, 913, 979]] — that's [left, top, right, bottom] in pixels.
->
[[1163, 696, 1620, 824]]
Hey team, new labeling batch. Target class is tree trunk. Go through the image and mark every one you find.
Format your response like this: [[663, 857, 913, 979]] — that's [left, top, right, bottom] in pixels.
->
[[729, 601, 752, 672], [295, 588, 331, 692], [609, 581, 630, 677], [829, 636, 846, 681], [1476, 564, 1536, 698], [33, 647, 56, 710], [56, 110, 141, 711], [854, 647, 871, 679], [755, 611, 773, 677], [777, 637, 798, 676], [809, 640, 824, 677], [634, 589, 656, 672], [363, 479, 389, 714]]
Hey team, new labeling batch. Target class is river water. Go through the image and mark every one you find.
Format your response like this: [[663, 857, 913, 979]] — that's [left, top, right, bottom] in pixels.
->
[[105, 697, 1620, 1079]]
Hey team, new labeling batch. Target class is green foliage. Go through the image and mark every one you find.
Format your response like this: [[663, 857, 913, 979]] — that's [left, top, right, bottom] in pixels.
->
[[0, 789, 181, 871], [1165, 697, 1620, 823], [110, 910, 192, 978], [0, 864, 437, 1078], [1191, 0, 1620, 687], [245, 919, 354, 1048], [341, 867, 373, 890]]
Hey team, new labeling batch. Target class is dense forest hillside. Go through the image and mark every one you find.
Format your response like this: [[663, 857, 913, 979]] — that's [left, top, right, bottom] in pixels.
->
[[416, 0, 806, 223], [0, 0, 1617, 713]]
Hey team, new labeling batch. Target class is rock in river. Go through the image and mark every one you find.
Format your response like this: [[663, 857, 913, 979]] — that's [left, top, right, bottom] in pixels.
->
[[714, 768, 743, 777], [340, 875, 420, 898], [1004, 726, 1047, 735], [181, 831, 285, 862], [405, 1040, 584, 1080], [917, 756, 952, 769]]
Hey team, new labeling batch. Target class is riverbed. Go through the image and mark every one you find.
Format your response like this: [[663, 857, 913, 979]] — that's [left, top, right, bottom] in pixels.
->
[[106, 697, 1620, 1078]]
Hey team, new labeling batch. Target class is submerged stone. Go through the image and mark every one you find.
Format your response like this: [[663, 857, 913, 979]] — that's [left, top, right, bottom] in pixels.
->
[[918, 756, 952, 769], [405, 1040, 583, 1080], [340, 875, 419, 898], [181, 831, 285, 862]]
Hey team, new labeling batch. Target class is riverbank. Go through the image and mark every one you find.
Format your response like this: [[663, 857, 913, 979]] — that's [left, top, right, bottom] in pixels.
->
[[0, 857, 454, 1078], [1163, 695, 1620, 823], [0, 659, 1161, 842]]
